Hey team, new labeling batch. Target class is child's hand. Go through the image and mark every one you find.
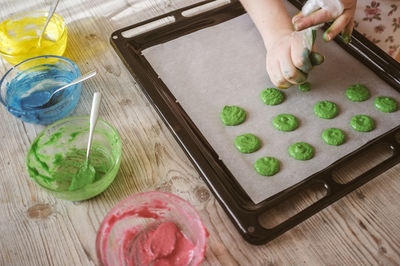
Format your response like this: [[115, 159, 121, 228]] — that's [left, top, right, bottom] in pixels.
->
[[292, 0, 357, 43], [266, 30, 323, 89]]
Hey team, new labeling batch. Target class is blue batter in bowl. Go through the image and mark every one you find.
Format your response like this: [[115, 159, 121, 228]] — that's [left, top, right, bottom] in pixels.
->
[[0, 55, 82, 124]]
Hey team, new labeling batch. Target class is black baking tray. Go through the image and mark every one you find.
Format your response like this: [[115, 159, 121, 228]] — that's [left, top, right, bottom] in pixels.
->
[[110, 0, 400, 244]]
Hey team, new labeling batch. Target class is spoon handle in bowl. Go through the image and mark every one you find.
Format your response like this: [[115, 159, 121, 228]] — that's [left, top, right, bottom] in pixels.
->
[[52, 70, 97, 96], [86, 92, 102, 160], [38, 0, 61, 46]]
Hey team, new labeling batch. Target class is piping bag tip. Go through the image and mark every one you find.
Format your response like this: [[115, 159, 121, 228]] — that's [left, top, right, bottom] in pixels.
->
[[300, 26, 324, 66], [341, 33, 352, 44], [309, 51, 324, 66]]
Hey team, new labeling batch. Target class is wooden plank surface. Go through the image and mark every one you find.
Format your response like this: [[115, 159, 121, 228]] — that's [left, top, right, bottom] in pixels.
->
[[0, 0, 400, 265]]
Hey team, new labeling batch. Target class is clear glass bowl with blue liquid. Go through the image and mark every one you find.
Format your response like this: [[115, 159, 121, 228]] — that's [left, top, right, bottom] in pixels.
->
[[0, 55, 82, 124]]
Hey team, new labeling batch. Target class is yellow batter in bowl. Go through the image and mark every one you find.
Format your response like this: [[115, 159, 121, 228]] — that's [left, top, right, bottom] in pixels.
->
[[0, 11, 67, 65]]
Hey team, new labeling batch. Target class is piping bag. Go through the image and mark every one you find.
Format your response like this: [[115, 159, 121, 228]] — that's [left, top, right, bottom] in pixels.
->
[[301, 0, 344, 18], [298, 0, 345, 66], [301, 26, 324, 66]]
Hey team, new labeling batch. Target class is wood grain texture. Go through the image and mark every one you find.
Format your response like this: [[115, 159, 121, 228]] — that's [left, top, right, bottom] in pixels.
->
[[1, 0, 400, 265]]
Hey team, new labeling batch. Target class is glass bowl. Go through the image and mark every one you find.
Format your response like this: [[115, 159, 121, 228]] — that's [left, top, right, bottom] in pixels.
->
[[96, 191, 208, 266], [26, 116, 122, 201], [0, 55, 82, 125], [0, 11, 67, 65]]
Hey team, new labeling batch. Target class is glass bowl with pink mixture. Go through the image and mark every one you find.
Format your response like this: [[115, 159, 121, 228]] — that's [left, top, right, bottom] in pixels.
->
[[96, 191, 208, 266]]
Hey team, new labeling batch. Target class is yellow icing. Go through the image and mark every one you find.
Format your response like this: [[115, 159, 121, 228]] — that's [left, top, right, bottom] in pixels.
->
[[0, 12, 67, 65]]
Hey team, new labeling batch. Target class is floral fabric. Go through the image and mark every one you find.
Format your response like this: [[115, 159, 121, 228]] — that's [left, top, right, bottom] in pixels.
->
[[354, 0, 400, 60]]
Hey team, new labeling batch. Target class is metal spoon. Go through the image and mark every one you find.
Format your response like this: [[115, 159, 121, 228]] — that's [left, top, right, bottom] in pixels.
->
[[69, 92, 101, 191], [85, 92, 102, 162], [22, 70, 97, 108], [38, 0, 61, 47]]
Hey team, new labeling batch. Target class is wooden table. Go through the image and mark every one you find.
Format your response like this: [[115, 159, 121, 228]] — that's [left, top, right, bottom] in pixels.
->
[[1, 0, 400, 265]]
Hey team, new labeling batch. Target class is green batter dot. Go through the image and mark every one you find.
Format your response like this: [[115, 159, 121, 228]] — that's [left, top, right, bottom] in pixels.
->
[[345, 84, 370, 102], [288, 142, 314, 160], [374, 96, 398, 113], [321, 128, 346, 146], [234, 134, 261, 153], [350, 115, 375, 132], [313, 100, 339, 119], [272, 114, 299, 132], [254, 157, 280, 176], [298, 82, 311, 92], [260, 88, 284, 105], [220, 105, 246, 126]]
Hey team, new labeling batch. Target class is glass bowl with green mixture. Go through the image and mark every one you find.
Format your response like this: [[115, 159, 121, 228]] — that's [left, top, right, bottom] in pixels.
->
[[26, 116, 122, 201]]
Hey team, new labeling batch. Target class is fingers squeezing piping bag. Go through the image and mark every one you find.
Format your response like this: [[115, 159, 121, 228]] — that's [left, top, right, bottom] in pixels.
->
[[302, 0, 352, 44], [302, 0, 344, 18], [300, 27, 324, 67]]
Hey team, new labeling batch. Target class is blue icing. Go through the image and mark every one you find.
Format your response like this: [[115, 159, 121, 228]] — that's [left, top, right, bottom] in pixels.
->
[[21, 90, 51, 108], [4, 61, 81, 125]]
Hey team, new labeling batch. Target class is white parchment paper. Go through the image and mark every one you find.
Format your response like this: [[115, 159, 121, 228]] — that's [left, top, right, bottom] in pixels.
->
[[142, 3, 400, 204]]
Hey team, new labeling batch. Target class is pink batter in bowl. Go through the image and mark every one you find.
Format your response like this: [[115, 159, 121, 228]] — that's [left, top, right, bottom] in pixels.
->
[[96, 191, 208, 266]]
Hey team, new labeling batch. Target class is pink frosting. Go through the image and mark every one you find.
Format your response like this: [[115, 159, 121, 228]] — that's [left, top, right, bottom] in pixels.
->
[[96, 192, 208, 266], [125, 221, 195, 266]]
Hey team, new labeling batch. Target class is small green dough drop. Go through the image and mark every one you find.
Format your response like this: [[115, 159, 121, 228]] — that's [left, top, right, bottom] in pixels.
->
[[298, 82, 311, 92], [321, 128, 346, 146], [350, 115, 375, 132], [272, 114, 299, 132], [254, 157, 280, 176], [374, 96, 398, 113], [260, 88, 284, 105], [313, 101, 339, 119], [346, 84, 370, 102], [234, 134, 261, 153], [220, 105, 246, 126], [288, 142, 314, 160]]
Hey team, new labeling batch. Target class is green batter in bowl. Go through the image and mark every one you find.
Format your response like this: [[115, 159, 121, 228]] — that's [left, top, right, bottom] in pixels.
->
[[26, 116, 122, 201]]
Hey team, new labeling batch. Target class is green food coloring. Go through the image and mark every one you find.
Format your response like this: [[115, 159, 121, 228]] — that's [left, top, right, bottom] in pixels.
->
[[49, 148, 111, 191], [69, 161, 96, 191]]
